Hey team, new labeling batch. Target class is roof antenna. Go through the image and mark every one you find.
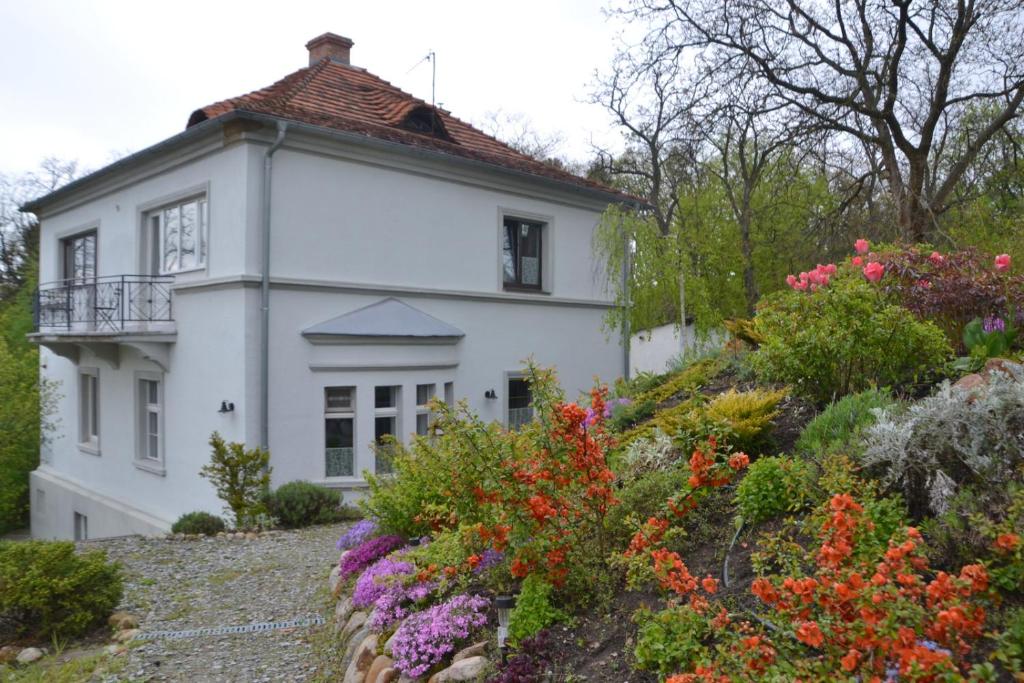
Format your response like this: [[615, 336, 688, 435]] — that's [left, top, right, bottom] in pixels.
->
[[406, 50, 437, 108]]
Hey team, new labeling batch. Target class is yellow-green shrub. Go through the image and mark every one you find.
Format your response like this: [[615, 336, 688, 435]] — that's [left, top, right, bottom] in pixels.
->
[[705, 388, 787, 451], [618, 398, 705, 448], [637, 357, 722, 405]]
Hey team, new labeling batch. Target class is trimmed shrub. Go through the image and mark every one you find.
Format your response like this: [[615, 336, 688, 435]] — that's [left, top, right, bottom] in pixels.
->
[[171, 511, 226, 536], [734, 456, 815, 526], [861, 365, 1024, 517], [0, 540, 123, 640], [752, 276, 951, 402], [795, 388, 895, 456], [200, 432, 272, 528], [262, 480, 348, 528]]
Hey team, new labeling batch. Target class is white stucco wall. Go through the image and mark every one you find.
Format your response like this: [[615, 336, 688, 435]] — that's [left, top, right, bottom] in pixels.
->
[[629, 322, 723, 375]]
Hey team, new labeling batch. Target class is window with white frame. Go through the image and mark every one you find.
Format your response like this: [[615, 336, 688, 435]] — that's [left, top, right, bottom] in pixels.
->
[[415, 383, 436, 436], [149, 196, 208, 274], [325, 387, 356, 477], [507, 376, 533, 430], [74, 512, 88, 541], [502, 217, 544, 290], [444, 381, 455, 407], [79, 368, 99, 450], [374, 385, 400, 474], [137, 377, 162, 464]]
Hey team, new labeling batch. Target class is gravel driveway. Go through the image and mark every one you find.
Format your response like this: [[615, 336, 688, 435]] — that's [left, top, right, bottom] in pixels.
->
[[84, 524, 347, 682]]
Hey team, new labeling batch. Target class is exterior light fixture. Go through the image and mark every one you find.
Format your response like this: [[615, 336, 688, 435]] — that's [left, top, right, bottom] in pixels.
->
[[484, 389, 498, 399], [218, 400, 235, 413], [408, 537, 420, 547], [495, 594, 516, 661]]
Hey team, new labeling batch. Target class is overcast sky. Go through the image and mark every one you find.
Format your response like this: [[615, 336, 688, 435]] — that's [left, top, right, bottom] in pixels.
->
[[0, 0, 635, 177]]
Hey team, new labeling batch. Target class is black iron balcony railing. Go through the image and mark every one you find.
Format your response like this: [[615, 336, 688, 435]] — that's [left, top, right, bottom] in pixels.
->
[[33, 274, 174, 333]]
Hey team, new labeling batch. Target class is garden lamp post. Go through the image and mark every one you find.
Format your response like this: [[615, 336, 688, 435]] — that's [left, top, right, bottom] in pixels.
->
[[495, 594, 516, 662]]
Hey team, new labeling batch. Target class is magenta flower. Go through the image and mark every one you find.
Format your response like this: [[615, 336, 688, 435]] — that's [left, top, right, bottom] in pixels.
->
[[391, 594, 490, 677], [995, 253, 1012, 272], [339, 535, 403, 579], [929, 251, 944, 265], [863, 261, 885, 283], [854, 238, 870, 254]]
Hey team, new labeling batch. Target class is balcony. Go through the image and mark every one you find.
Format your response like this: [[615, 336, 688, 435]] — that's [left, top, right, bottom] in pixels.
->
[[29, 275, 176, 370]]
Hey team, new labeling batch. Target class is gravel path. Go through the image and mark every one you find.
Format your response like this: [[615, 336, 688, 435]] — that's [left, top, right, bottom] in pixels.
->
[[83, 524, 347, 682]]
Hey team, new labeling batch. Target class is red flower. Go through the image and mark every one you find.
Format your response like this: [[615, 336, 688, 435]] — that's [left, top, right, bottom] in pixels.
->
[[863, 261, 885, 282], [841, 649, 861, 672], [994, 533, 1021, 553], [854, 239, 870, 254], [702, 576, 719, 594], [995, 253, 1012, 272], [852, 256, 863, 266], [929, 251, 944, 265], [795, 620, 824, 648], [467, 554, 481, 569]]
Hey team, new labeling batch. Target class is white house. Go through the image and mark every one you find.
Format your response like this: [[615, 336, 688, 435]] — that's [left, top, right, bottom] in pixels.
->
[[24, 33, 634, 540]]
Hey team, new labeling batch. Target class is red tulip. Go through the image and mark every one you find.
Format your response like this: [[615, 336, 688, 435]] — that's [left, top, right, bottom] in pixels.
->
[[852, 256, 863, 267], [863, 261, 885, 283], [854, 239, 870, 254], [995, 253, 1011, 272]]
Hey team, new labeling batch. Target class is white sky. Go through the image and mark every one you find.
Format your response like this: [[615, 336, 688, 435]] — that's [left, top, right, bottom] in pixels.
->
[[0, 0, 634, 177]]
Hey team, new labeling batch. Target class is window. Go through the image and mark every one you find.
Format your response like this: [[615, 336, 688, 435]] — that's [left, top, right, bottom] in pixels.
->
[[502, 217, 543, 290], [444, 381, 455, 407], [137, 378, 162, 463], [374, 385, 400, 474], [150, 197, 208, 274], [74, 512, 88, 541], [415, 384, 436, 436], [62, 231, 96, 282], [325, 387, 355, 477], [79, 368, 99, 450], [508, 376, 533, 430]]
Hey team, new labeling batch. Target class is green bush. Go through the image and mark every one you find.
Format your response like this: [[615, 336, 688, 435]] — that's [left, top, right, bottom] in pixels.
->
[[171, 511, 226, 536], [734, 455, 815, 525], [704, 387, 788, 452], [606, 467, 688, 545], [606, 398, 656, 433], [200, 432, 272, 528], [751, 277, 951, 403], [633, 604, 710, 675], [507, 574, 566, 645], [0, 540, 123, 640], [262, 481, 349, 528], [795, 388, 895, 456]]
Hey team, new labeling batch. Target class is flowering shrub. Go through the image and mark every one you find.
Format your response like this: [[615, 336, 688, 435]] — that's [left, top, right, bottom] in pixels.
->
[[351, 556, 415, 609], [338, 535, 403, 580], [752, 275, 951, 402], [391, 593, 490, 677], [661, 493, 993, 680], [336, 518, 378, 551]]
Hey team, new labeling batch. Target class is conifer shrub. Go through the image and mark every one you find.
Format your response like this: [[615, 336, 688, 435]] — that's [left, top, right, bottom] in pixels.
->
[[704, 387, 787, 452], [794, 388, 895, 456], [0, 540, 123, 640]]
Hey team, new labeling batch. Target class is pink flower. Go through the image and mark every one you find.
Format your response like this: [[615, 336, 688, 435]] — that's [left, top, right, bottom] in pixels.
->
[[786, 274, 798, 288], [929, 251, 943, 265], [995, 253, 1012, 272], [863, 261, 885, 283], [854, 239, 870, 254], [852, 256, 863, 267], [824, 263, 837, 275]]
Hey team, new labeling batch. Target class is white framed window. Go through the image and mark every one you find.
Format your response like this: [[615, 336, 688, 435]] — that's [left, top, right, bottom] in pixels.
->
[[149, 196, 208, 274], [444, 381, 455, 407], [415, 383, 436, 436], [78, 367, 99, 452], [136, 375, 162, 465], [507, 375, 533, 430], [74, 512, 88, 541], [374, 385, 400, 474], [325, 387, 355, 477]]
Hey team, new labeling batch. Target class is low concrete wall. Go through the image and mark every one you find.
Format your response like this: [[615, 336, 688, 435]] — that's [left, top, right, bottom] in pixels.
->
[[630, 323, 721, 376]]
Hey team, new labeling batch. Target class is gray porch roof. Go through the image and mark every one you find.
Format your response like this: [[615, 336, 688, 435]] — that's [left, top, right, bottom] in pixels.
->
[[302, 297, 465, 342]]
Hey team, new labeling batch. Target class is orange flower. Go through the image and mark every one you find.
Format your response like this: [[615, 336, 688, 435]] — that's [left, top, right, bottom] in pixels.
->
[[994, 533, 1021, 553], [443, 565, 457, 577], [702, 577, 719, 594], [727, 453, 750, 470], [510, 558, 530, 578], [466, 554, 481, 569], [795, 621, 824, 648], [841, 649, 860, 672]]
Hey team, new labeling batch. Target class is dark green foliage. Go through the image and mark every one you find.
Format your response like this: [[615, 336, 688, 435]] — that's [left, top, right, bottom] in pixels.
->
[[200, 432, 272, 528], [507, 574, 566, 645], [606, 468, 689, 546], [262, 480, 351, 528], [607, 398, 656, 432], [795, 388, 895, 456], [0, 540, 123, 640], [734, 455, 815, 525], [171, 511, 226, 536], [752, 277, 951, 402]]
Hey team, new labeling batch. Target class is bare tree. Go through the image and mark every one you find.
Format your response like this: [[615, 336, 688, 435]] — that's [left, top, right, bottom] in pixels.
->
[[478, 110, 568, 160], [623, 0, 1024, 241]]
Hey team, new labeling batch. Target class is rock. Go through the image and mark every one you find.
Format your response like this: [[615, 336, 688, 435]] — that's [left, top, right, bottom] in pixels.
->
[[233, 532, 245, 539], [427, 656, 488, 682], [329, 565, 343, 597], [341, 611, 368, 642], [985, 358, 1022, 377], [452, 640, 487, 662], [397, 676, 424, 683], [342, 634, 378, 683], [245, 532, 258, 540], [366, 655, 394, 683], [334, 596, 354, 625], [0, 646, 19, 664], [108, 611, 140, 630], [16, 647, 44, 664], [377, 668, 399, 683], [114, 628, 141, 642], [104, 644, 126, 656]]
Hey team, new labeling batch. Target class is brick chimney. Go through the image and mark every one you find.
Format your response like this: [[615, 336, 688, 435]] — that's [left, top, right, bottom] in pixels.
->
[[306, 32, 354, 66]]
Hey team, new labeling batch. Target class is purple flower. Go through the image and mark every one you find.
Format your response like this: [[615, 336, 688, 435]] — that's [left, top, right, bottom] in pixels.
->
[[352, 557, 415, 609], [603, 397, 631, 419], [339, 535, 403, 580], [584, 407, 599, 427], [369, 578, 436, 631], [983, 315, 1006, 333], [336, 519, 378, 551], [391, 594, 490, 677], [472, 548, 504, 575]]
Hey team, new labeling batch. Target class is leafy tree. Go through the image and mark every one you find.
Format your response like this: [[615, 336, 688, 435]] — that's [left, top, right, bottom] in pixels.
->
[[200, 432, 272, 528]]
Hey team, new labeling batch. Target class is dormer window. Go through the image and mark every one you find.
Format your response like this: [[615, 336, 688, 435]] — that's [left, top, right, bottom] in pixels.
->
[[399, 106, 451, 141]]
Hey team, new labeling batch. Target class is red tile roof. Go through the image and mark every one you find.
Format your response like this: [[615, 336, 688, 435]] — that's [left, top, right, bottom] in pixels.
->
[[188, 58, 634, 202]]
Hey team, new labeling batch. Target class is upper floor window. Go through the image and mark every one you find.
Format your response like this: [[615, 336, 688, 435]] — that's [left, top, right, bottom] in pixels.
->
[[63, 230, 96, 282], [150, 197, 208, 274], [502, 218, 543, 290]]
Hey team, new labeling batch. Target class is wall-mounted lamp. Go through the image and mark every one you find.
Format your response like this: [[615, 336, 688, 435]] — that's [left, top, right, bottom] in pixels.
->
[[484, 389, 498, 399], [218, 400, 235, 413]]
